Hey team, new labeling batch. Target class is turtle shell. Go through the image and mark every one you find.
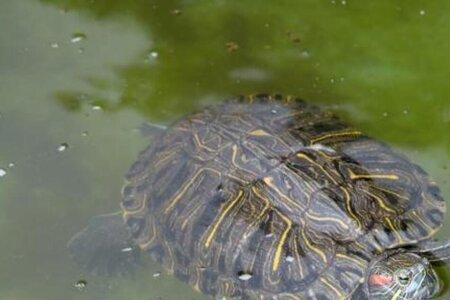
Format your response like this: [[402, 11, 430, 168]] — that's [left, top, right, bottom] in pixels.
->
[[121, 94, 446, 299]]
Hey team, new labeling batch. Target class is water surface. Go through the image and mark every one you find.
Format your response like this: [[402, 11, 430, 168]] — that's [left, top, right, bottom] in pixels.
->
[[0, 0, 449, 299]]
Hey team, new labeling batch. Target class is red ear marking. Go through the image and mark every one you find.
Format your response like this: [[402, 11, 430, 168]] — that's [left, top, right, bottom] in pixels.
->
[[369, 274, 393, 286]]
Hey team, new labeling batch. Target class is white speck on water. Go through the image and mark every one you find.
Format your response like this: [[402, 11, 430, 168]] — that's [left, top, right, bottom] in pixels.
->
[[331, 0, 336, 4], [382, 112, 388, 117], [74, 279, 87, 291], [229, 68, 270, 82], [91, 105, 102, 111], [238, 273, 253, 281], [121, 247, 133, 252], [149, 51, 159, 58], [57, 143, 69, 152], [70, 33, 87, 43], [300, 50, 310, 59], [8, 163, 15, 168], [340, 77, 345, 82], [81, 131, 89, 137], [341, 0, 347, 5], [403, 109, 409, 115], [271, 109, 278, 114], [50, 42, 59, 49], [152, 272, 161, 278], [420, 10, 426, 16], [0, 168, 6, 177], [330, 78, 335, 83], [286, 256, 295, 262]]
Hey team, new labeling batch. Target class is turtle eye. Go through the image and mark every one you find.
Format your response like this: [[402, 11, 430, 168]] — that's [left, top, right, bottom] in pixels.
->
[[396, 270, 411, 285]]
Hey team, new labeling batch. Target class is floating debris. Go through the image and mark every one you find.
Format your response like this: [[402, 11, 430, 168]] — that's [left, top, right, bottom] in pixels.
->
[[57, 143, 69, 152], [149, 51, 159, 59], [153, 272, 161, 278], [91, 105, 103, 111], [300, 50, 310, 59], [170, 9, 182, 15], [121, 247, 133, 253], [50, 42, 59, 49], [286, 31, 301, 44], [74, 279, 87, 291], [0, 168, 6, 177], [70, 33, 87, 43], [226, 42, 239, 53], [8, 163, 15, 168]]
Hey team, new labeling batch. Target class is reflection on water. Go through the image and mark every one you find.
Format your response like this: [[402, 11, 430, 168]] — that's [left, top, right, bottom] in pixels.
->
[[0, 0, 448, 299]]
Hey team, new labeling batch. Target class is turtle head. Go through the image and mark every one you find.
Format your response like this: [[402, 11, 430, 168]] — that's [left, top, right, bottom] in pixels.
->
[[366, 252, 441, 299]]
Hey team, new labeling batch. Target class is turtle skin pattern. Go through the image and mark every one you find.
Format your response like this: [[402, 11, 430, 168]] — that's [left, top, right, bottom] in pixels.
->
[[121, 95, 445, 299]]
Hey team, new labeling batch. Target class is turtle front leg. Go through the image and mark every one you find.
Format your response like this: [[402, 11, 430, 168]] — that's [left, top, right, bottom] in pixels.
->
[[67, 212, 142, 276]]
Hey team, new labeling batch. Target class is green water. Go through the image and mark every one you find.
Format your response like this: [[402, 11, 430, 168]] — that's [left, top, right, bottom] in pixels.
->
[[0, 0, 449, 299]]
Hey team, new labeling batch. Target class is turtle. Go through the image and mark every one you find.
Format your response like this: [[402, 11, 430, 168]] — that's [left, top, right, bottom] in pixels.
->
[[68, 94, 450, 300]]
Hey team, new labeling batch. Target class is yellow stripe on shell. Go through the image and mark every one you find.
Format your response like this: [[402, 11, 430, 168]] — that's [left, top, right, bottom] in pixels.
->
[[301, 228, 328, 263], [263, 177, 304, 211], [296, 153, 339, 185], [319, 277, 345, 299], [311, 130, 362, 144], [348, 169, 399, 181], [272, 209, 292, 271], [204, 190, 244, 248]]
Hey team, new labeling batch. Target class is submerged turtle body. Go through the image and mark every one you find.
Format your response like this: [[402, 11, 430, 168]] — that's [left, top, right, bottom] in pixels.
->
[[120, 94, 446, 299]]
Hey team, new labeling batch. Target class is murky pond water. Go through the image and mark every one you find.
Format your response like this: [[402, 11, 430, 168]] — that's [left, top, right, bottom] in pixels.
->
[[0, 0, 449, 299]]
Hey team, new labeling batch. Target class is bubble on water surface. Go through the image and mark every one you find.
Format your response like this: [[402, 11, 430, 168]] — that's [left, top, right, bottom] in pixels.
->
[[81, 131, 89, 137], [91, 105, 103, 111], [57, 143, 69, 152], [0, 168, 6, 177], [50, 42, 59, 49], [70, 33, 87, 43], [420, 10, 426, 16], [121, 247, 133, 253], [153, 272, 161, 278], [149, 51, 159, 58], [8, 163, 15, 168]]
